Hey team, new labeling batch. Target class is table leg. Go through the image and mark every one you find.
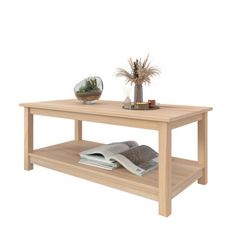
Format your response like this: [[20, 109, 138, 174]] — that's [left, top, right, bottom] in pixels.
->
[[198, 113, 208, 184], [24, 108, 33, 170], [158, 123, 172, 216], [75, 120, 82, 141]]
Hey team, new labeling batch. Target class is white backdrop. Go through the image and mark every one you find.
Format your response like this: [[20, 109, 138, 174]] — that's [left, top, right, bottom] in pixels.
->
[[0, 0, 236, 235]]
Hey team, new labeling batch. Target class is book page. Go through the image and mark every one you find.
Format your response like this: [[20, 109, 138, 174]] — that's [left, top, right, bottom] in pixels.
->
[[120, 145, 158, 165], [110, 154, 157, 176], [109, 145, 158, 176], [79, 141, 138, 160]]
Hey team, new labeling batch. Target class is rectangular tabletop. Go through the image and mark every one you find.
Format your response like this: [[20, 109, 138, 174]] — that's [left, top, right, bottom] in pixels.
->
[[20, 99, 212, 123]]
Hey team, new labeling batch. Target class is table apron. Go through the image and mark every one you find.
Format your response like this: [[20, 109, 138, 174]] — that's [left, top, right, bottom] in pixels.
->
[[30, 108, 161, 130], [169, 114, 203, 129]]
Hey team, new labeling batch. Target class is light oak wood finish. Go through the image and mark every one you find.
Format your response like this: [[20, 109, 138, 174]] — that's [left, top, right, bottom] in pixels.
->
[[29, 141, 203, 201], [24, 108, 33, 170], [30, 108, 161, 130], [159, 123, 172, 216], [20, 99, 212, 123], [75, 120, 82, 141], [198, 113, 208, 184], [169, 114, 203, 129], [20, 99, 212, 216]]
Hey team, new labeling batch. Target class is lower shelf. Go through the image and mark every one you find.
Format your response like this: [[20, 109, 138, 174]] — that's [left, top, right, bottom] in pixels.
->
[[29, 140, 203, 201]]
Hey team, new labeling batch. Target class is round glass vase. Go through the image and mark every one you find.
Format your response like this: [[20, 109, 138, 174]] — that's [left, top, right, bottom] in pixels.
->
[[74, 76, 103, 104]]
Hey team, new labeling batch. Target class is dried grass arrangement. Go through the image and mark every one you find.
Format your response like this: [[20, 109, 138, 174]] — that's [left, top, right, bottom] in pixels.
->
[[116, 55, 160, 103]]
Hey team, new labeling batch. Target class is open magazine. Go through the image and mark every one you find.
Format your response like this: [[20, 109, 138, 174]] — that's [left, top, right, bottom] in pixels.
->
[[79, 141, 158, 176]]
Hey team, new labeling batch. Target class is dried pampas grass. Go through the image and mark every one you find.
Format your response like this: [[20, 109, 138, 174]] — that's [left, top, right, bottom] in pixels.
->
[[116, 55, 161, 85]]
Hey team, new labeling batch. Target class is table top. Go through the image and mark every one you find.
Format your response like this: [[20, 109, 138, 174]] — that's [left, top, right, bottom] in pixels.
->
[[20, 99, 212, 122]]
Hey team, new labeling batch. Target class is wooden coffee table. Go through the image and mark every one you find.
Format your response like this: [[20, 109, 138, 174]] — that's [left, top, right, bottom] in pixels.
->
[[20, 99, 212, 216]]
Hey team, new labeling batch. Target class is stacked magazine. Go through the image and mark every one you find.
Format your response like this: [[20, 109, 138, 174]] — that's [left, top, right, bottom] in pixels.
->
[[79, 141, 158, 176]]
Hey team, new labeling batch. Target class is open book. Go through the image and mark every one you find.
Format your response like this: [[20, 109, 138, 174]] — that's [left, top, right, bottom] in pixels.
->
[[79, 141, 158, 176]]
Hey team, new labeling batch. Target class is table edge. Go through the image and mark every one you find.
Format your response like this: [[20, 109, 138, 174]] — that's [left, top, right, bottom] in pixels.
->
[[19, 99, 213, 123]]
